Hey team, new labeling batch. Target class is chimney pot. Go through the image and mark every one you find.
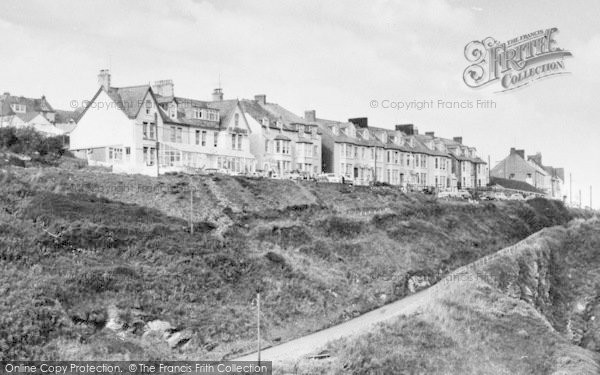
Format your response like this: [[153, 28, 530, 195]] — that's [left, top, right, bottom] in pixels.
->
[[453, 136, 463, 144], [97, 69, 111, 91], [304, 110, 316, 122], [212, 88, 224, 101], [425, 131, 435, 137], [255, 94, 266, 105]]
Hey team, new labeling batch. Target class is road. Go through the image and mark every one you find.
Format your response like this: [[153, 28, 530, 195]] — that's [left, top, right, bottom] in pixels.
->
[[235, 287, 433, 363]]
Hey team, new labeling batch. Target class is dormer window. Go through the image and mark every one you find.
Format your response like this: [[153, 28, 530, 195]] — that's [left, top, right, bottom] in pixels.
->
[[262, 118, 269, 126], [408, 138, 414, 147], [207, 110, 219, 122], [332, 126, 339, 136], [193, 108, 203, 119], [11, 104, 26, 113], [298, 125, 304, 133], [277, 120, 283, 129], [362, 130, 369, 140]]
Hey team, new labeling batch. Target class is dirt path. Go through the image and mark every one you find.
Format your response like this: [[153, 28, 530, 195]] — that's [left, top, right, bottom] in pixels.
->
[[235, 287, 432, 363]]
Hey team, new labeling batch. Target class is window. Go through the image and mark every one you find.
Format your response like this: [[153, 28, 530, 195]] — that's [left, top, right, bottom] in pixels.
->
[[232, 134, 236, 149], [276, 140, 281, 153], [176, 127, 182, 143], [149, 123, 155, 139], [145, 100, 152, 115], [200, 131, 206, 146], [170, 126, 176, 142], [354, 146, 358, 158], [435, 158, 438, 169], [265, 140, 269, 153], [238, 135, 242, 150], [313, 145, 318, 158], [195, 130, 200, 145], [234, 113, 239, 127], [213, 132, 218, 147], [10, 104, 26, 113], [109, 147, 123, 161], [143, 122, 148, 138], [125, 147, 130, 155]]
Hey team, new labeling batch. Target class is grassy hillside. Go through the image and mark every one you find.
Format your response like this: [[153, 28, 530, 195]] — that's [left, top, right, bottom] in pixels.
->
[[286, 219, 600, 374], [0, 165, 591, 361]]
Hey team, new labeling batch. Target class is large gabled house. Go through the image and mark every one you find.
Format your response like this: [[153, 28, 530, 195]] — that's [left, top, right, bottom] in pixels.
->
[[491, 148, 562, 197], [0, 92, 66, 135], [70, 70, 255, 175], [241, 95, 321, 177]]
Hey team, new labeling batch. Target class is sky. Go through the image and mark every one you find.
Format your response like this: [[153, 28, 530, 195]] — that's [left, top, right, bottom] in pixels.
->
[[1, 0, 598, 208]]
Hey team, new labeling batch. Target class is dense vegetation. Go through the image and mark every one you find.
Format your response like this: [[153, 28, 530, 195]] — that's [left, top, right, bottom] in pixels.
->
[[0, 162, 586, 361], [0, 127, 69, 166]]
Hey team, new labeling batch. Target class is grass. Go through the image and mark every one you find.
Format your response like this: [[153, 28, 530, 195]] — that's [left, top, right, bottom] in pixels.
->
[[0, 164, 593, 361], [282, 219, 600, 374]]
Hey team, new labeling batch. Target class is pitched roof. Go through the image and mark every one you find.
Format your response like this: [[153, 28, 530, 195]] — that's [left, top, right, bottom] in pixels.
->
[[207, 99, 239, 128], [490, 177, 544, 194], [0, 93, 55, 123], [241, 99, 321, 134], [105, 85, 152, 119]]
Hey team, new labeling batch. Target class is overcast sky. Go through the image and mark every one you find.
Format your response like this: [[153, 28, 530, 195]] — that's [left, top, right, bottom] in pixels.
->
[[1, 0, 598, 207]]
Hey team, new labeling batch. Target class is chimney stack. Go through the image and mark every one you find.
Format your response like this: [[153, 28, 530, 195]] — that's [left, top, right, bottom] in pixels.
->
[[453, 136, 463, 144], [348, 117, 368, 128], [255, 94, 266, 105], [395, 124, 415, 135], [212, 88, 224, 101], [425, 131, 435, 137], [511, 148, 525, 159], [304, 110, 316, 122], [152, 80, 174, 97], [97, 69, 111, 91]]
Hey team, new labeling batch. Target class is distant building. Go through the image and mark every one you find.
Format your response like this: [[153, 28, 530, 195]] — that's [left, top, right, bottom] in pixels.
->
[[313, 115, 487, 189], [70, 70, 255, 175], [241, 96, 321, 177], [491, 148, 563, 198], [0, 92, 66, 135]]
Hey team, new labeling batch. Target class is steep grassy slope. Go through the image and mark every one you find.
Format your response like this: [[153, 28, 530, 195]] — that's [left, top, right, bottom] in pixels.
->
[[0, 166, 590, 361], [286, 219, 600, 374]]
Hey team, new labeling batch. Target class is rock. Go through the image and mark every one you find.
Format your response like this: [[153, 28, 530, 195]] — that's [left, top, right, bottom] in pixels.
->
[[105, 305, 124, 331], [167, 329, 193, 349], [407, 275, 431, 293], [143, 320, 173, 341]]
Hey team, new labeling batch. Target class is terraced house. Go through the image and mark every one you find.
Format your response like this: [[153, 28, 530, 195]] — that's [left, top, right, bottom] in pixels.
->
[[70, 70, 255, 175], [241, 96, 321, 177], [313, 113, 487, 189]]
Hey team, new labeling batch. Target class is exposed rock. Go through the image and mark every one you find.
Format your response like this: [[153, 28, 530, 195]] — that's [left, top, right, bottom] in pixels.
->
[[105, 305, 124, 331], [143, 320, 174, 341], [167, 329, 194, 349], [407, 275, 431, 293]]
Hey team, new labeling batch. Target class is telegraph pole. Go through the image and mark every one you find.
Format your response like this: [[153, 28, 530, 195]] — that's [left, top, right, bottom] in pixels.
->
[[189, 177, 194, 234], [257, 292, 261, 364]]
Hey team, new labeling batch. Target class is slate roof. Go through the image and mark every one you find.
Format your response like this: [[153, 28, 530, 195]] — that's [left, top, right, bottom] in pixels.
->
[[0, 93, 55, 123], [490, 177, 544, 194], [105, 85, 152, 119], [241, 99, 321, 134]]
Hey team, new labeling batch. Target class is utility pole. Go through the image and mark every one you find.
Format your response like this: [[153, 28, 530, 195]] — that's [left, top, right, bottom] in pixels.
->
[[257, 292, 261, 364], [579, 189, 582, 208], [189, 177, 194, 234]]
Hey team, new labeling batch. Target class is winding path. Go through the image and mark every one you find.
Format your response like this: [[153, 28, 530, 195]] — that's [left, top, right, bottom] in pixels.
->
[[235, 287, 432, 363]]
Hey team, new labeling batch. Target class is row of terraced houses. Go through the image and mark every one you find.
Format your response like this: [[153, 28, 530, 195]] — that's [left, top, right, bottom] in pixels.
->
[[4, 70, 491, 190]]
